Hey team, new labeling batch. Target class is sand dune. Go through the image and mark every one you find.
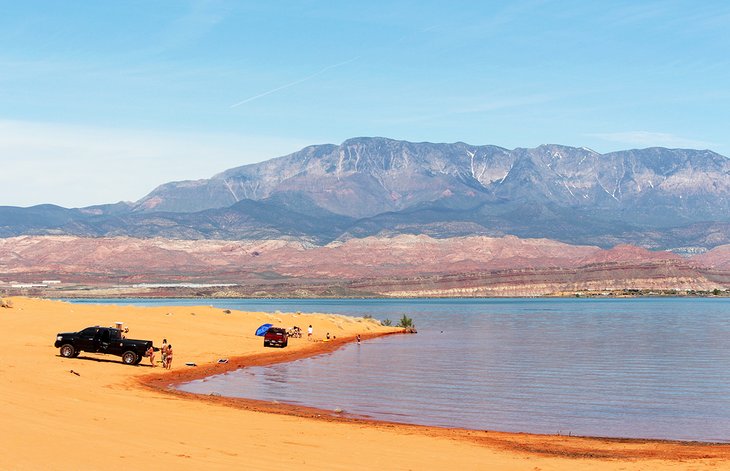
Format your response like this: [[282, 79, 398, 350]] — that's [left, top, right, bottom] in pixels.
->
[[1, 297, 728, 470]]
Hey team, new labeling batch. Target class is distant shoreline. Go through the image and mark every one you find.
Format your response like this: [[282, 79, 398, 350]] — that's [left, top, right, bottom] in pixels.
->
[[27, 288, 730, 300]]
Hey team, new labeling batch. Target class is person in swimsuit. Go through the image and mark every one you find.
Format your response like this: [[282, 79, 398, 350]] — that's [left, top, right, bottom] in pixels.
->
[[146, 346, 155, 366], [165, 344, 173, 370]]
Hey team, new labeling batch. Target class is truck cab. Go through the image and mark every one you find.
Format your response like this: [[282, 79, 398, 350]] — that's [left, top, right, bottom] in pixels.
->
[[76, 326, 122, 353], [263, 327, 288, 348]]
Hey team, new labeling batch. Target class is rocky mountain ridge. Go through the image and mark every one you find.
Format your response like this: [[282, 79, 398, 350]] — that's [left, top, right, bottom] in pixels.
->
[[1, 138, 729, 250], [135, 138, 730, 219]]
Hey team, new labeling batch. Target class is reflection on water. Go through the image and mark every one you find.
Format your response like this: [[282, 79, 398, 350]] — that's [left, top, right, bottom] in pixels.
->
[[69, 297, 730, 441]]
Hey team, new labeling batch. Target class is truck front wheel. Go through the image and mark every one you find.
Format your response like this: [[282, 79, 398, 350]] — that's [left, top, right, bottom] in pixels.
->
[[122, 351, 138, 365], [60, 344, 76, 358]]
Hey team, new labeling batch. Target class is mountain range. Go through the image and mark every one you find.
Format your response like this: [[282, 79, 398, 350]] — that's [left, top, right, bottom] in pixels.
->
[[2, 137, 729, 251]]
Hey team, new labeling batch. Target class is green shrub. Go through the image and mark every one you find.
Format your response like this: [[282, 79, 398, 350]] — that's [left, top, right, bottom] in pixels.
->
[[396, 314, 413, 328]]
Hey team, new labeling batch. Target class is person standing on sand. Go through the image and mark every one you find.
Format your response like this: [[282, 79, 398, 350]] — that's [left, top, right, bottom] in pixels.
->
[[160, 338, 168, 366], [165, 344, 173, 370], [307, 325, 313, 340], [147, 346, 155, 366]]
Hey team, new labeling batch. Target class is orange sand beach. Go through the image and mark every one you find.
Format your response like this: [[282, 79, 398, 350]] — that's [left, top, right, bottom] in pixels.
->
[[1, 297, 729, 470]]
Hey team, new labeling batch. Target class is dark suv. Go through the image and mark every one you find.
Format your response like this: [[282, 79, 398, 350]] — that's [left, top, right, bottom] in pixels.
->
[[263, 327, 288, 348]]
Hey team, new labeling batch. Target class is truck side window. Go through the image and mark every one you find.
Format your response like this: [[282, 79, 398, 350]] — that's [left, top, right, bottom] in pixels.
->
[[110, 330, 121, 341], [100, 330, 110, 343], [80, 327, 97, 337]]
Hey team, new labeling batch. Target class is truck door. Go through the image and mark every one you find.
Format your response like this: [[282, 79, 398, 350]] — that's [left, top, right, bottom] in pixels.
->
[[98, 328, 113, 353], [104, 329, 123, 355], [78, 327, 99, 353]]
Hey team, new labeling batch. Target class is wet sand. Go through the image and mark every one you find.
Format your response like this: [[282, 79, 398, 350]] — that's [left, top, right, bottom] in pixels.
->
[[2, 297, 729, 470]]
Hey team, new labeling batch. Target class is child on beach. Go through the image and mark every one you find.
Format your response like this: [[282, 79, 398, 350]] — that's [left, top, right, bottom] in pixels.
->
[[146, 346, 155, 366], [307, 325, 313, 340]]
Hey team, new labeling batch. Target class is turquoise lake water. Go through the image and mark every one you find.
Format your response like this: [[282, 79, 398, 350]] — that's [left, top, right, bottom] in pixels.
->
[[68, 297, 730, 442]]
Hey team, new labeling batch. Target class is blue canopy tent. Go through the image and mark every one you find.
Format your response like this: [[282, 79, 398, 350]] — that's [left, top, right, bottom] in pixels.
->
[[255, 323, 273, 336]]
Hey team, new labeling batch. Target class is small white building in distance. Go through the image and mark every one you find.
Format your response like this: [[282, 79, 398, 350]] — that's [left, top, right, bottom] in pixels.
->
[[42, 280, 62, 284]]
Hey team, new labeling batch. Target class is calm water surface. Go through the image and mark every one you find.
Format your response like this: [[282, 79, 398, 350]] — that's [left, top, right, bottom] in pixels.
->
[[69, 298, 730, 441]]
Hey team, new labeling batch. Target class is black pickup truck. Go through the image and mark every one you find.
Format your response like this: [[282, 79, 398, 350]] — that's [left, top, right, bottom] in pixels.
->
[[55, 326, 154, 365]]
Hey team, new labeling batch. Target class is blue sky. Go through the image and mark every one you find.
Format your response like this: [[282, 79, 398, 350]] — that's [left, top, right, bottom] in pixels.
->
[[1, 0, 728, 207]]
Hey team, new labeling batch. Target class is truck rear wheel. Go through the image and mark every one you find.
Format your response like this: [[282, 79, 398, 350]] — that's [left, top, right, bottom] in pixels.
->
[[122, 351, 138, 365], [60, 344, 76, 358]]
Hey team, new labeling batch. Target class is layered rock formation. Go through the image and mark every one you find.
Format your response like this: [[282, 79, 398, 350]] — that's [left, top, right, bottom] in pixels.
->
[[1, 235, 726, 297]]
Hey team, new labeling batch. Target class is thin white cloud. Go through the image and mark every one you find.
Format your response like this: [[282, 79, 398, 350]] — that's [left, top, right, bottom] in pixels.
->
[[587, 131, 716, 149], [0, 120, 308, 208], [384, 93, 556, 124], [230, 57, 359, 108]]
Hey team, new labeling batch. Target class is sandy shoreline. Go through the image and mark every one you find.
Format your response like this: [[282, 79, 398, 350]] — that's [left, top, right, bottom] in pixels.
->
[[2, 297, 729, 470]]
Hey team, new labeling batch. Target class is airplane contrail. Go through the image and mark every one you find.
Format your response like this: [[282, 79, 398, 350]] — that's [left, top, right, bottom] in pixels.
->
[[230, 57, 359, 108]]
